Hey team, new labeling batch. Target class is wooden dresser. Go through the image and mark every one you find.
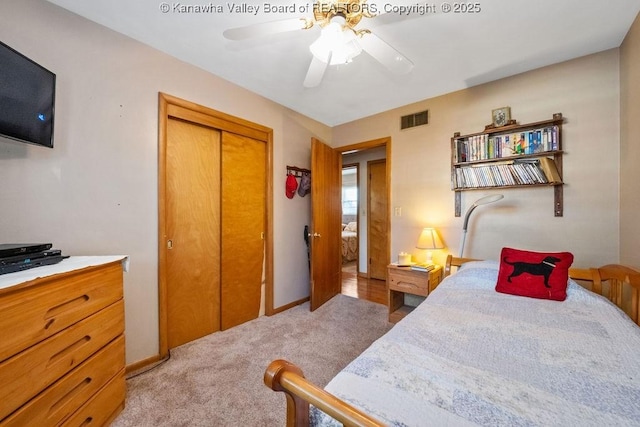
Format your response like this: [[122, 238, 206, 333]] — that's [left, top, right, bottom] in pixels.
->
[[0, 257, 126, 426]]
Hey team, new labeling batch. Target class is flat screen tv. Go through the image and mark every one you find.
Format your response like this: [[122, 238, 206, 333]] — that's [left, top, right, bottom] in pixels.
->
[[0, 41, 55, 148]]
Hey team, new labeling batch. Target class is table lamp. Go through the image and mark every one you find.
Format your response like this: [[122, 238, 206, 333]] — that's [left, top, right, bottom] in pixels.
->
[[416, 228, 445, 265]]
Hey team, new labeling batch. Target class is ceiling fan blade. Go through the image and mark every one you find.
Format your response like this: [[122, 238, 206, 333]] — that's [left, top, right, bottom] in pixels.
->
[[359, 32, 414, 75], [223, 18, 308, 40], [303, 56, 328, 88]]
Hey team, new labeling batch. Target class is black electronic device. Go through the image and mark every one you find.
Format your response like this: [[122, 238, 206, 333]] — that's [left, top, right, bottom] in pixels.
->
[[0, 254, 69, 275], [0, 41, 56, 148], [0, 243, 53, 258], [0, 249, 62, 266]]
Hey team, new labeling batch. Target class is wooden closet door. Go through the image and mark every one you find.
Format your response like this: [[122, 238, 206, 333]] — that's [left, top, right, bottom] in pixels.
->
[[221, 131, 266, 330], [166, 118, 221, 349]]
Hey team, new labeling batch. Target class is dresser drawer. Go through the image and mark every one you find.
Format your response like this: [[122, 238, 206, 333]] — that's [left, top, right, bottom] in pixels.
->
[[0, 262, 123, 362], [0, 300, 124, 420], [388, 269, 429, 297], [60, 369, 126, 427], [1, 335, 125, 426]]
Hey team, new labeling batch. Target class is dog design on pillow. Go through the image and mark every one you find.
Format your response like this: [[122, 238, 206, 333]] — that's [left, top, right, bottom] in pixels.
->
[[496, 248, 573, 301], [502, 256, 562, 288]]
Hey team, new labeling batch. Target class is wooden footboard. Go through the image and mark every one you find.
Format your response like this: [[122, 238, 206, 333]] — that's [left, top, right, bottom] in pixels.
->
[[264, 359, 384, 427]]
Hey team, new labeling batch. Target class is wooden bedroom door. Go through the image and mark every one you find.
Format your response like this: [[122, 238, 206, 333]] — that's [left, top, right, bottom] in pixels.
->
[[309, 138, 342, 311], [368, 159, 388, 280]]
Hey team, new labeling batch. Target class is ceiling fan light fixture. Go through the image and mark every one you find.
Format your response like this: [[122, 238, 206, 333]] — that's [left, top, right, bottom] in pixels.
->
[[309, 16, 362, 65]]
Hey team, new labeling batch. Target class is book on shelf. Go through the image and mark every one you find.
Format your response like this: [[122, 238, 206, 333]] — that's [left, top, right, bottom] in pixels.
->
[[537, 156, 562, 183], [453, 125, 559, 164], [453, 157, 561, 190], [411, 263, 435, 272]]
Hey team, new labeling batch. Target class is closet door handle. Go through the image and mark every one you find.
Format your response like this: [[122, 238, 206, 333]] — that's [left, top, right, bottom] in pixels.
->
[[312, 232, 321, 238]]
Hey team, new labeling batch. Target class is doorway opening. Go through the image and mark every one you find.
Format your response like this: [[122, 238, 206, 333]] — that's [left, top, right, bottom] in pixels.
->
[[341, 164, 359, 277], [338, 141, 389, 306], [308, 136, 389, 311]]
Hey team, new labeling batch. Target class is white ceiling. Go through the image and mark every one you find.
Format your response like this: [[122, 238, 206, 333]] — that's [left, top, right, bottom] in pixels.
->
[[46, 0, 640, 126]]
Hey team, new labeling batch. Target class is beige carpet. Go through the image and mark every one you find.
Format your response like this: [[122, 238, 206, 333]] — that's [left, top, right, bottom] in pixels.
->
[[112, 295, 392, 426]]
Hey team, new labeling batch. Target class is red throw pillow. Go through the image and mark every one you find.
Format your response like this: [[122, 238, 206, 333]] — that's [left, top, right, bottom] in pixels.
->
[[496, 247, 574, 301]]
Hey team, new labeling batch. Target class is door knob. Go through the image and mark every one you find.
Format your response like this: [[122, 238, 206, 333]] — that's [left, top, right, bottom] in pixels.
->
[[313, 232, 321, 238]]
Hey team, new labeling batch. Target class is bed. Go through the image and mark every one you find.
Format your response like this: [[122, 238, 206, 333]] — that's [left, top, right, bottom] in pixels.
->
[[341, 222, 358, 263], [265, 256, 640, 426]]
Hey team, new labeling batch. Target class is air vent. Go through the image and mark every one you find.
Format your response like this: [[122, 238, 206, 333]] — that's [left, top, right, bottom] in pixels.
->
[[400, 110, 429, 130]]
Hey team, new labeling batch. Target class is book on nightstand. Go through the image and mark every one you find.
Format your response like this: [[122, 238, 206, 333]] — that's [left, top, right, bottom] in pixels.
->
[[410, 263, 435, 272]]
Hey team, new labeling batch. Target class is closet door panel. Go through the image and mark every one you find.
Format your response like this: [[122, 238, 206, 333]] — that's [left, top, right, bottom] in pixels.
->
[[166, 118, 221, 348], [221, 132, 266, 330]]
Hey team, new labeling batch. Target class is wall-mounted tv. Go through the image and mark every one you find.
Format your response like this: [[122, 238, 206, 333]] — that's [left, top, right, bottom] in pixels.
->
[[0, 41, 56, 148]]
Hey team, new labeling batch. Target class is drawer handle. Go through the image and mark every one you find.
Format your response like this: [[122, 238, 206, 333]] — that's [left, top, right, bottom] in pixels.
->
[[49, 377, 92, 414], [48, 335, 91, 367], [397, 281, 419, 289], [44, 318, 56, 330], [44, 295, 90, 329], [80, 417, 94, 426]]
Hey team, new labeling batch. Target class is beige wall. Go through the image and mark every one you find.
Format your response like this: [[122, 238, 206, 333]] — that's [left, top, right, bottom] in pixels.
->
[[0, 0, 329, 364], [620, 13, 640, 269], [334, 50, 621, 269]]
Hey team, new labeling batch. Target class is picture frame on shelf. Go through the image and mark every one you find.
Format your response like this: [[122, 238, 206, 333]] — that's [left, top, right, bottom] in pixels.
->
[[491, 106, 511, 127]]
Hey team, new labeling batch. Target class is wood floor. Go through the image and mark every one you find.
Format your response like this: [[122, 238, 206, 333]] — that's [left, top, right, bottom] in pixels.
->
[[341, 261, 387, 305]]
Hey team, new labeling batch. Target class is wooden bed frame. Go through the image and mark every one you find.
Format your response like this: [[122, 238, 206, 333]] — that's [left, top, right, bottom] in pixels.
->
[[265, 256, 640, 427]]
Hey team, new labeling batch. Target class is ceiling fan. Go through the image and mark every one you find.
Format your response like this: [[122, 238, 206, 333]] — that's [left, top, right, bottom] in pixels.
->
[[222, 0, 414, 87]]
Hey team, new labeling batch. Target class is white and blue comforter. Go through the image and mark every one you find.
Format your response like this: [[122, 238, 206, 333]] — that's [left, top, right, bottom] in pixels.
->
[[312, 261, 640, 426]]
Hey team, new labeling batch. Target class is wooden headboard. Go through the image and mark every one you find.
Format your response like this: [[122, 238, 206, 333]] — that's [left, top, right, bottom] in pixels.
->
[[444, 254, 479, 277], [444, 255, 640, 326]]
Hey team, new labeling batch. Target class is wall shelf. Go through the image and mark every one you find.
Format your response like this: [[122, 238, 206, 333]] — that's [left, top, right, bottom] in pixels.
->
[[451, 113, 564, 217]]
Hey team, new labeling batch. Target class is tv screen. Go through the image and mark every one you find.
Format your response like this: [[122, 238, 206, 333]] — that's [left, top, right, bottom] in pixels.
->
[[0, 41, 55, 148]]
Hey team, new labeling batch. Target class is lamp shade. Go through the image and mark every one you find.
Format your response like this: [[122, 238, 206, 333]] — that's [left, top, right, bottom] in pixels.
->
[[416, 228, 445, 250]]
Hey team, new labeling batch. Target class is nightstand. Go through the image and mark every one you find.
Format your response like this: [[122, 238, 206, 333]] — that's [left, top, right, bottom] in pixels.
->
[[387, 264, 443, 323]]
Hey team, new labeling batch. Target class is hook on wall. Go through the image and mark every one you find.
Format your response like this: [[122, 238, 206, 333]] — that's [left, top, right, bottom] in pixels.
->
[[286, 165, 311, 178]]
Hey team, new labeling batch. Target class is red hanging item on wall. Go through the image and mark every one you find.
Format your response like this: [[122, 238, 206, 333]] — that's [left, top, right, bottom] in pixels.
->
[[285, 173, 298, 199]]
